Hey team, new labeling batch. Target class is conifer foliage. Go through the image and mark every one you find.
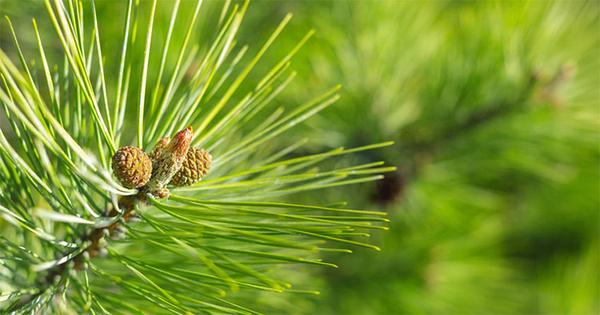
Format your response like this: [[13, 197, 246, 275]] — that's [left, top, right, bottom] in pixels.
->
[[0, 0, 393, 313]]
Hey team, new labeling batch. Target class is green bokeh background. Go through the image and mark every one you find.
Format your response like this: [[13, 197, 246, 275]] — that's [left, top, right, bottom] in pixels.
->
[[246, 2, 599, 313], [1, 0, 598, 314]]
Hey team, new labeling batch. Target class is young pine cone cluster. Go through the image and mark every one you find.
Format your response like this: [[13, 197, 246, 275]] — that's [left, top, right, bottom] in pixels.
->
[[111, 127, 211, 196]]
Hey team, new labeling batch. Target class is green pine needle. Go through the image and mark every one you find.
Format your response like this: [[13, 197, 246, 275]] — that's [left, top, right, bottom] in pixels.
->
[[0, 0, 393, 313]]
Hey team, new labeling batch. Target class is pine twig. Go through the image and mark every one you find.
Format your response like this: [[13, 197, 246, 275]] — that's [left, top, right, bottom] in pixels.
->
[[373, 74, 540, 205], [9, 194, 141, 311]]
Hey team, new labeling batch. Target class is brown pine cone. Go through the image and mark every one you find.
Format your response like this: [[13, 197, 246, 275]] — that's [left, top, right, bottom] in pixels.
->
[[112, 146, 152, 189], [170, 147, 212, 187]]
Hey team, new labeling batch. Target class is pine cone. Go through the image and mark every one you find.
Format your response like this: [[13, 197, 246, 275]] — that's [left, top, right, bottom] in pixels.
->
[[170, 148, 212, 187], [112, 146, 152, 189]]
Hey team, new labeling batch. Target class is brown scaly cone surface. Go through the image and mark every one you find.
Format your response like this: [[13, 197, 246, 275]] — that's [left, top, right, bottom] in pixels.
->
[[111, 146, 152, 189], [170, 147, 212, 187]]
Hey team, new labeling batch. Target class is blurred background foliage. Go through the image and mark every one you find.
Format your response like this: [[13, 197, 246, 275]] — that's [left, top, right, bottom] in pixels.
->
[[246, 1, 600, 314], [1, 0, 598, 314]]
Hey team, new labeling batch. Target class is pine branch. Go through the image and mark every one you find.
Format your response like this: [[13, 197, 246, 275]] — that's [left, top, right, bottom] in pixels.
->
[[0, 0, 393, 313], [401, 74, 539, 159]]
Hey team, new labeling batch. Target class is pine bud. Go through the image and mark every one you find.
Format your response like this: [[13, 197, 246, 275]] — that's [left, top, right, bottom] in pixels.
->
[[144, 127, 193, 197], [112, 146, 152, 189], [150, 136, 170, 162], [170, 148, 212, 187]]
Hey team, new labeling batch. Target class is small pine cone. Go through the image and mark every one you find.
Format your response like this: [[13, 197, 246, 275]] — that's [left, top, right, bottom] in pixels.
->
[[170, 148, 212, 187], [112, 146, 152, 189]]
